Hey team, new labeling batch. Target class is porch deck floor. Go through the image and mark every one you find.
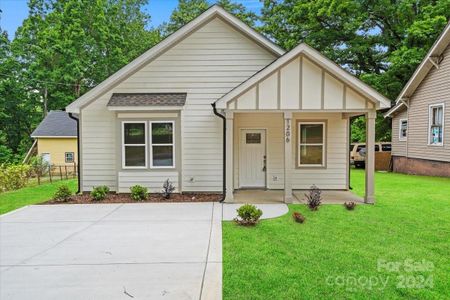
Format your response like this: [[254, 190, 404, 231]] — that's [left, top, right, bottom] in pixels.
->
[[230, 190, 364, 204]]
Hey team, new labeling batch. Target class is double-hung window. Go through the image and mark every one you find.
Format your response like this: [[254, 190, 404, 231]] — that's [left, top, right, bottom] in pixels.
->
[[65, 152, 74, 163], [429, 104, 444, 145], [399, 119, 407, 141], [150, 121, 175, 168], [298, 122, 326, 167], [122, 122, 147, 168]]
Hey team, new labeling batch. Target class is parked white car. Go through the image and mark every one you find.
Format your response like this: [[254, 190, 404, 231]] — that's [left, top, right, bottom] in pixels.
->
[[350, 142, 392, 168]]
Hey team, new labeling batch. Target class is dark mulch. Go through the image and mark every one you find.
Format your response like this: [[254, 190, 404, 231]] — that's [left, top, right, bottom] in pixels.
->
[[42, 193, 221, 205]]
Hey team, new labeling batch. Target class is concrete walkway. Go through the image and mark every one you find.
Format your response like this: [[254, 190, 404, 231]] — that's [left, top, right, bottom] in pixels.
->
[[0, 203, 222, 300], [222, 203, 289, 221]]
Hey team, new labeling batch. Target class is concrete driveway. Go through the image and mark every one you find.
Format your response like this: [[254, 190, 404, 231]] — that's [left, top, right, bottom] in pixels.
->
[[0, 203, 222, 300]]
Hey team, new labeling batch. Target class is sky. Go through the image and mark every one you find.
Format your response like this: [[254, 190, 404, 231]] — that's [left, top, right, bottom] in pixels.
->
[[0, 0, 263, 39]]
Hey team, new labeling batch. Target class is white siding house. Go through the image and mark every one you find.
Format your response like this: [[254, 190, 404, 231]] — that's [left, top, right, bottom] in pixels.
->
[[66, 5, 391, 203]]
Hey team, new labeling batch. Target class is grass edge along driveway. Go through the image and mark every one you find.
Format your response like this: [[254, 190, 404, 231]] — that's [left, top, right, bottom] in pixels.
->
[[0, 179, 77, 215], [223, 170, 450, 299]]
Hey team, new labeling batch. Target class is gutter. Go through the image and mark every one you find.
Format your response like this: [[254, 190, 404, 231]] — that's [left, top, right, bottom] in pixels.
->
[[67, 111, 81, 194], [211, 103, 226, 203]]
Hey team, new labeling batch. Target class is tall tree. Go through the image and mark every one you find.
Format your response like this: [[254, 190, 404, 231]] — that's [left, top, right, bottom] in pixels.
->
[[1, 0, 161, 163], [261, 0, 450, 142], [163, 0, 209, 35], [162, 0, 258, 36]]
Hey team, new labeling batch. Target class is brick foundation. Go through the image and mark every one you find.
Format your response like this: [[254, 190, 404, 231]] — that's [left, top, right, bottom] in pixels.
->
[[392, 156, 450, 177]]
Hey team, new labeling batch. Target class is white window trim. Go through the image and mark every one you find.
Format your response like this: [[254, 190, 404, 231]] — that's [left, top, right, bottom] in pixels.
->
[[65, 152, 74, 163], [150, 121, 175, 169], [122, 121, 148, 169], [428, 103, 445, 146], [298, 121, 326, 167], [399, 118, 408, 141]]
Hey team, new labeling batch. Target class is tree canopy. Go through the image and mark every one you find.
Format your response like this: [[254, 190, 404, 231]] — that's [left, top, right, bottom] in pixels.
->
[[0, 0, 449, 162]]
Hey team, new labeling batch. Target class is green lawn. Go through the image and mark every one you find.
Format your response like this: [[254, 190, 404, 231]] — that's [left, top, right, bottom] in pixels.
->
[[0, 179, 77, 214], [223, 170, 450, 299]]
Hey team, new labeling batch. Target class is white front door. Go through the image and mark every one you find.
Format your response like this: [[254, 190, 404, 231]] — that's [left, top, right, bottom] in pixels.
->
[[239, 129, 266, 188]]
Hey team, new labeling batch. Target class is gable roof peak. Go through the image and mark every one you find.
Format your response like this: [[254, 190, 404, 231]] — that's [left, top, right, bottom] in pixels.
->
[[66, 4, 284, 113]]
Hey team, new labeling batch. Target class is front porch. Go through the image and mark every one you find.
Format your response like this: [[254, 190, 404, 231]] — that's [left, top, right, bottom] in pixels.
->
[[229, 189, 364, 204]]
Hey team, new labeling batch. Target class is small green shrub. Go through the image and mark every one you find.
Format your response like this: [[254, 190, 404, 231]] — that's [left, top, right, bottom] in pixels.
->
[[29, 156, 49, 177], [130, 185, 148, 201], [91, 185, 110, 201], [305, 184, 322, 211], [293, 212, 305, 223], [53, 185, 72, 202], [344, 201, 356, 210], [0, 163, 31, 192], [162, 178, 175, 199], [234, 204, 263, 226]]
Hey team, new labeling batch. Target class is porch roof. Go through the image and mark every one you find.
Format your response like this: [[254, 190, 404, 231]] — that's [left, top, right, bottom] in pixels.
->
[[215, 43, 391, 111]]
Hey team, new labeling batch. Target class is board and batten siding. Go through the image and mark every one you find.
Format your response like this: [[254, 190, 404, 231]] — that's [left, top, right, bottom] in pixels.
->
[[403, 44, 450, 162], [391, 109, 407, 157], [226, 56, 374, 111], [232, 112, 348, 190], [80, 17, 277, 192]]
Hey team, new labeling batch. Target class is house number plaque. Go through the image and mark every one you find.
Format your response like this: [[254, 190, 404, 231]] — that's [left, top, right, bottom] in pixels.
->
[[285, 120, 291, 143]]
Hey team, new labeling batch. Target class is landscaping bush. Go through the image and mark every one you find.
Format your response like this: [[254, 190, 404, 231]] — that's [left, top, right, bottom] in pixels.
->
[[161, 178, 175, 199], [292, 212, 305, 223], [0, 163, 31, 192], [344, 201, 357, 210], [91, 185, 110, 201], [53, 185, 72, 202], [234, 204, 263, 226], [305, 184, 322, 211], [29, 156, 49, 177], [130, 185, 148, 201]]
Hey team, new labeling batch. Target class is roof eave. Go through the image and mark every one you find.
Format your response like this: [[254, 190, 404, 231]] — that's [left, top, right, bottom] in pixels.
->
[[394, 21, 450, 104]]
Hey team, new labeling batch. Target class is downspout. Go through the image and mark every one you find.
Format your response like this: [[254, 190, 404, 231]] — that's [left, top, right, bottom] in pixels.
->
[[211, 103, 226, 203], [67, 111, 81, 194]]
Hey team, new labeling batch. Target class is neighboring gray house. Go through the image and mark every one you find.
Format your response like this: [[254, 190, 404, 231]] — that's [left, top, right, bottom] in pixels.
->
[[385, 22, 450, 177], [66, 5, 390, 203]]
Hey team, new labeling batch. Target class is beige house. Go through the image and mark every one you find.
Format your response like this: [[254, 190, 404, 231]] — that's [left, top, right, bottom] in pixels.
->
[[385, 22, 450, 177], [66, 5, 390, 203], [28, 111, 78, 166]]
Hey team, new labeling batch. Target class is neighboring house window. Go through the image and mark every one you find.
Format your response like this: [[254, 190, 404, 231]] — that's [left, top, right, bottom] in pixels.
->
[[65, 152, 74, 163], [122, 122, 147, 168], [399, 119, 407, 141], [429, 104, 444, 145], [150, 121, 175, 168], [298, 122, 325, 167]]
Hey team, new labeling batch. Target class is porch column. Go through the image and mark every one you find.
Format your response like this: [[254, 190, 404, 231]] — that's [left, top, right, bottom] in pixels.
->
[[284, 112, 293, 203], [365, 110, 376, 204], [225, 111, 234, 202]]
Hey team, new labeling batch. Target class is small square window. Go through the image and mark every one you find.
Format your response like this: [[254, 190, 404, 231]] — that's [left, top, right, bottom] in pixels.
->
[[65, 152, 74, 163], [246, 133, 261, 144]]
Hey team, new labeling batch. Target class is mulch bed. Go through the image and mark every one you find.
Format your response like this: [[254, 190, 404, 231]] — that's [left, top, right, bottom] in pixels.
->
[[42, 193, 221, 205]]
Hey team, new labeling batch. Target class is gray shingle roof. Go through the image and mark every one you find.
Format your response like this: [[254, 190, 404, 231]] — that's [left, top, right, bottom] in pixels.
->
[[107, 93, 187, 107], [31, 111, 77, 138]]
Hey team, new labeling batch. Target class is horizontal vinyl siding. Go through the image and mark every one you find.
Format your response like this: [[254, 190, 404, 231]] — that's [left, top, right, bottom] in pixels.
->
[[118, 171, 178, 193], [407, 44, 450, 162], [391, 110, 407, 157], [292, 113, 348, 189], [233, 112, 347, 190], [80, 17, 276, 192]]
